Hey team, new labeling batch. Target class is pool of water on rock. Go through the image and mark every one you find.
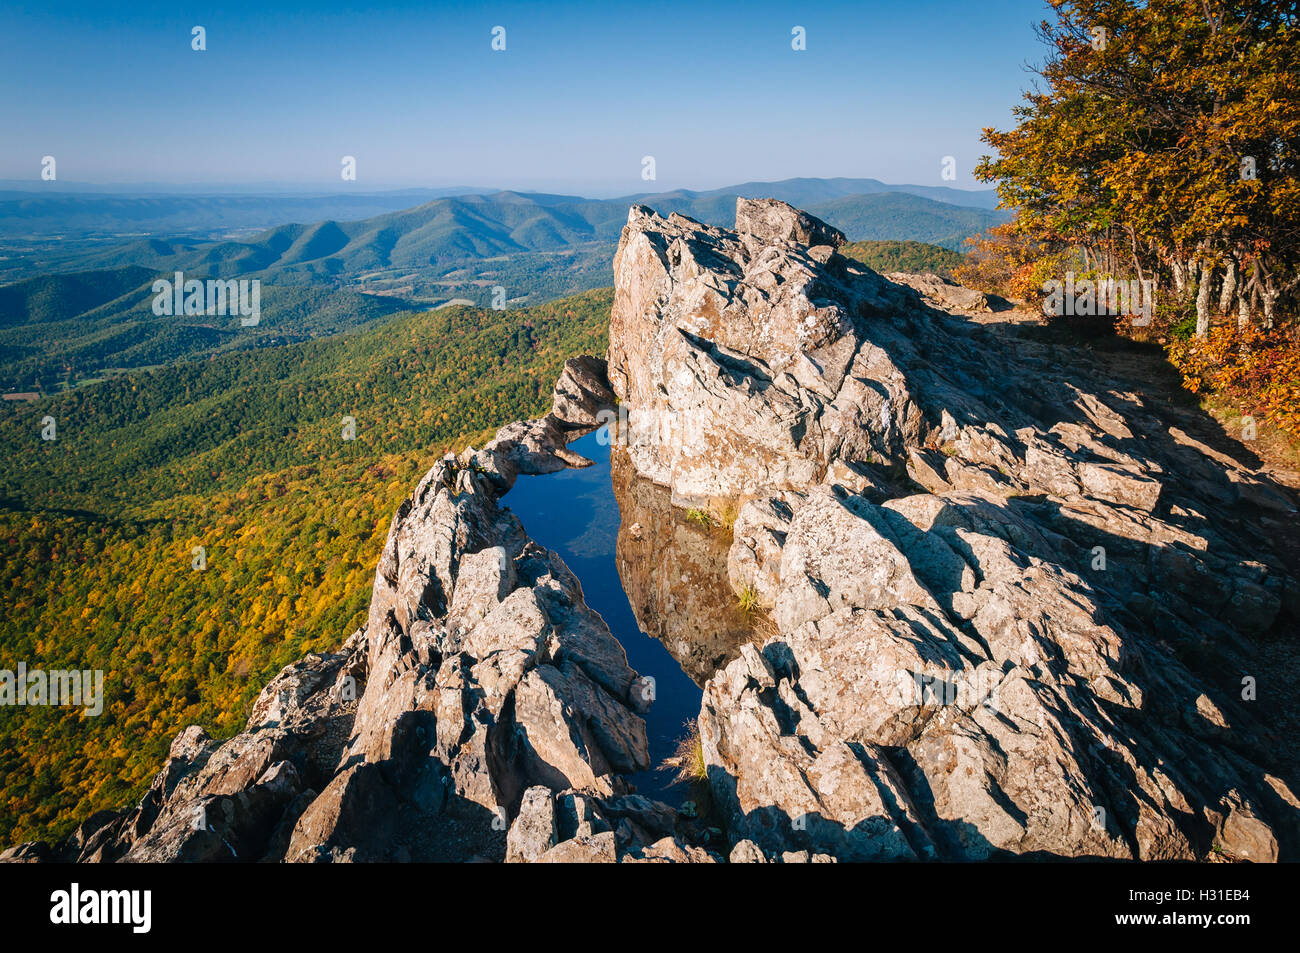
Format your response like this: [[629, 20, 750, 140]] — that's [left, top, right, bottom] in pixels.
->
[[504, 429, 753, 803]]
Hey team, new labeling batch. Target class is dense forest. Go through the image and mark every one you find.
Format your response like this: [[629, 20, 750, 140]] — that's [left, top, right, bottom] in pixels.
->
[[838, 239, 965, 278], [0, 289, 611, 844]]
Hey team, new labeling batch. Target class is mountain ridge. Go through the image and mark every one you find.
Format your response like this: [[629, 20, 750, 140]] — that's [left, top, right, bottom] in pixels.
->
[[13, 190, 1002, 287], [0, 177, 1004, 247]]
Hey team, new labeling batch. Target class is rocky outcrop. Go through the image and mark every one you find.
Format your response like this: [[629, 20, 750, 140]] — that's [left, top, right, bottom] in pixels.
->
[[610, 199, 1300, 862], [886, 271, 1005, 313], [607, 198, 921, 509], [9, 200, 1298, 865], [504, 784, 721, 863]]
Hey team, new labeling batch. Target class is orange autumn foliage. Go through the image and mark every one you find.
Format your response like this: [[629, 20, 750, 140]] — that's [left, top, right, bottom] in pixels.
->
[[1168, 323, 1300, 441]]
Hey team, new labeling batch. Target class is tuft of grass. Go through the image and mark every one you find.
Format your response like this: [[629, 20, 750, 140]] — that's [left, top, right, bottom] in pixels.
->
[[717, 500, 740, 533], [661, 721, 708, 786], [737, 583, 761, 614]]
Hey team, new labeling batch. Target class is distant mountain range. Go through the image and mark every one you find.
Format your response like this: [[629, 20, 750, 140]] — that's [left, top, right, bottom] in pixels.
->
[[0, 178, 1008, 389], [0, 177, 1004, 244], [1, 181, 1007, 296], [626, 176, 1004, 210], [0, 188, 492, 241]]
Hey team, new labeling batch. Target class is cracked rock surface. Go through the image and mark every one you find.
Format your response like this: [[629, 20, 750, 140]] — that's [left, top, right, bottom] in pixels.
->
[[612, 199, 1300, 862]]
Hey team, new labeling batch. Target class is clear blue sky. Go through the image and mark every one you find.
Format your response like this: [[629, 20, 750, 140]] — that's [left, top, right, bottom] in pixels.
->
[[1, 0, 1049, 194]]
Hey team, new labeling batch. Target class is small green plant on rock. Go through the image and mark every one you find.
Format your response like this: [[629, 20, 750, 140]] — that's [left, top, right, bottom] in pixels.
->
[[685, 507, 716, 528]]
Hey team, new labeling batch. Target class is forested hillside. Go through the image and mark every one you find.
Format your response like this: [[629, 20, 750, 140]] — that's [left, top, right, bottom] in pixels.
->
[[797, 193, 1000, 249], [0, 288, 611, 844], [838, 240, 965, 277], [0, 267, 409, 392]]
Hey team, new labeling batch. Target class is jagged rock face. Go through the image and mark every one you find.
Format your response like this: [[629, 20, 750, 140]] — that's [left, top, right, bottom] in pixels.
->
[[504, 784, 720, 863], [662, 203, 1300, 862], [284, 359, 669, 859], [607, 199, 923, 507]]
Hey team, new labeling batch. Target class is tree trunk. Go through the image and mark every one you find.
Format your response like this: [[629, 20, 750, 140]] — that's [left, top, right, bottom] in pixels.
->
[[1126, 227, 1147, 286], [1259, 258, 1278, 328], [1218, 259, 1237, 314], [1195, 261, 1214, 337], [1240, 269, 1263, 328], [1172, 258, 1186, 295]]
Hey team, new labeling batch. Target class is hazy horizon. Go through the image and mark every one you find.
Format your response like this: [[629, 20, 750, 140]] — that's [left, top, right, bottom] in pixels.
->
[[0, 174, 1001, 199]]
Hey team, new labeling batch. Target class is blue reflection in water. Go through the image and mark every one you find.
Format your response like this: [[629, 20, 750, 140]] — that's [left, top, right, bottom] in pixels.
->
[[502, 429, 700, 803]]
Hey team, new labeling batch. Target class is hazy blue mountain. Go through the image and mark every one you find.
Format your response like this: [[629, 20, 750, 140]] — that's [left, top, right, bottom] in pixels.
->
[[0, 188, 496, 240], [3, 187, 1003, 284], [0, 178, 1002, 244], [628, 176, 1003, 210]]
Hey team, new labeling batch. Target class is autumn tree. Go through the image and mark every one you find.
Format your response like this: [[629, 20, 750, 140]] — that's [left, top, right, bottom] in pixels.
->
[[976, 0, 1300, 335]]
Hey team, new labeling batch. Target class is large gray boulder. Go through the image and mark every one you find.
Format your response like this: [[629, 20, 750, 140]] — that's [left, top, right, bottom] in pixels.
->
[[607, 199, 921, 508]]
